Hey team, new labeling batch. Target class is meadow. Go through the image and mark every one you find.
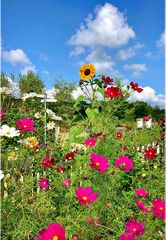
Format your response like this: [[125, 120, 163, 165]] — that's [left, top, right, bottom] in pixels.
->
[[1, 64, 165, 240]]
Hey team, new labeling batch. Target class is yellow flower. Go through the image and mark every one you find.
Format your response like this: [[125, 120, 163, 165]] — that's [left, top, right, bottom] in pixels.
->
[[8, 151, 18, 161], [79, 64, 96, 80], [25, 137, 39, 148]]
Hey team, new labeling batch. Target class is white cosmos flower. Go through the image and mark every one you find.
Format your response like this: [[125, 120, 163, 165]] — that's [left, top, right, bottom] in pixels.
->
[[0, 125, 20, 138], [34, 112, 42, 119], [0, 170, 4, 180], [0, 87, 12, 95], [21, 92, 38, 101], [46, 109, 63, 121], [47, 121, 55, 130]]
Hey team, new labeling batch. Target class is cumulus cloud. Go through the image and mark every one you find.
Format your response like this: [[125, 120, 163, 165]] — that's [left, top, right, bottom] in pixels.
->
[[69, 3, 135, 48], [2, 48, 36, 74], [2, 49, 31, 66], [157, 31, 165, 48], [124, 64, 148, 77], [129, 86, 165, 108], [116, 43, 144, 60], [69, 47, 85, 57], [85, 47, 120, 76]]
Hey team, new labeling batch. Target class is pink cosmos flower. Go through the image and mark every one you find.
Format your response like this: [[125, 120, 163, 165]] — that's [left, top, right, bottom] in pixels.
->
[[16, 118, 35, 132], [151, 197, 165, 220], [41, 156, 55, 169], [91, 132, 103, 138], [63, 179, 71, 188], [35, 222, 66, 240], [75, 186, 98, 205], [136, 199, 149, 213], [134, 188, 149, 198], [95, 219, 102, 226], [115, 156, 134, 172], [86, 216, 95, 225], [84, 138, 96, 147], [125, 218, 145, 237], [89, 153, 109, 173], [120, 234, 136, 240], [39, 178, 49, 190]]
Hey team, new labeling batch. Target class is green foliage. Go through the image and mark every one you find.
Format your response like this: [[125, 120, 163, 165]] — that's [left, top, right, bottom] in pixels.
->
[[18, 71, 45, 94]]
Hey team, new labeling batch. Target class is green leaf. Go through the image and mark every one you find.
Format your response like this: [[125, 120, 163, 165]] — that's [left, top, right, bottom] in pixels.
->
[[97, 88, 105, 96], [85, 107, 99, 123], [74, 95, 90, 107]]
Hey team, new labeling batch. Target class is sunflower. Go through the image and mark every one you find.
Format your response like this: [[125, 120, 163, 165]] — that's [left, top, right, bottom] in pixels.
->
[[79, 64, 96, 81]]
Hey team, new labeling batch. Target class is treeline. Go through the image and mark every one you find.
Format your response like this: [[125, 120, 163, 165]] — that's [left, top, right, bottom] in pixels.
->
[[1, 71, 164, 123]]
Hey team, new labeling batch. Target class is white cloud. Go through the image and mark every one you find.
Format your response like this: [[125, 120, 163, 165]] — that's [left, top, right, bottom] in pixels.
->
[[69, 3, 135, 48], [157, 31, 165, 48], [2, 48, 36, 74], [2, 49, 31, 66], [116, 43, 144, 60], [46, 88, 57, 99], [43, 70, 49, 76], [129, 86, 165, 108], [21, 65, 36, 75], [85, 47, 120, 77], [69, 47, 85, 57], [124, 64, 148, 77]]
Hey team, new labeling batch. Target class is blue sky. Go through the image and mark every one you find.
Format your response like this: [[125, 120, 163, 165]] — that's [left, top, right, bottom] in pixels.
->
[[1, 0, 165, 106]]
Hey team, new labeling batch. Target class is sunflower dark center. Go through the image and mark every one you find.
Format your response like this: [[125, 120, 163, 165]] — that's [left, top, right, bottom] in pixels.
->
[[84, 69, 91, 76]]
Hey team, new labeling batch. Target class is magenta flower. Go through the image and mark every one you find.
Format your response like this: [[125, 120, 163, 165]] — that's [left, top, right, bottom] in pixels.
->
[[89, 153, 109, 173], [39, 178, 49, 190], [35, 222, 66, 240], [115, 155, 134, 172], [151, 197, 165, 220], [75, 186, 98, 205], [63, 179, 71, 188], [84, 138, 96, 147], [136, 199, 149, 213], [125, 218, 145, 237], [120, 234, 136, 240], [134, 188, 149, 198], [16, 118, 35, 132], [0, 109, 7, 121], [91, 132, 103, 138]]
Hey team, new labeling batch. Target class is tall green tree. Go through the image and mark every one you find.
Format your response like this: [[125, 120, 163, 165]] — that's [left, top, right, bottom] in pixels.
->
[[18, 71, 45, 94]]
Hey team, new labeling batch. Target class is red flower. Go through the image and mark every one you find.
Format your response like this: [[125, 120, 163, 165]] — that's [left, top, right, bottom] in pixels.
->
[[102, 76, 113, 86], [39, 178, 49, 190], [41, 156, 55, 169], [35, 222, 66, 240], [104, 86, 123, 99], [130, 82, 143, 93], [75, 187, 98, 205], [143, 115, 151, 121], [125, 218, 145, 237], [89, 153, 109, 174], [91, 132, 103, 138], [136, 199, 149, 213], [151, 197, 165, 220], [134, 188, 149, 198], [115, 155, 134, 172], [85, 138, 96, 147], [116, 131, 123, 139], [56, 165, 64, 172], [0, 109, 7, 121], [65, 151, 75, 161], [144, 148, 156, 160], [16, 118, 35, 132]]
